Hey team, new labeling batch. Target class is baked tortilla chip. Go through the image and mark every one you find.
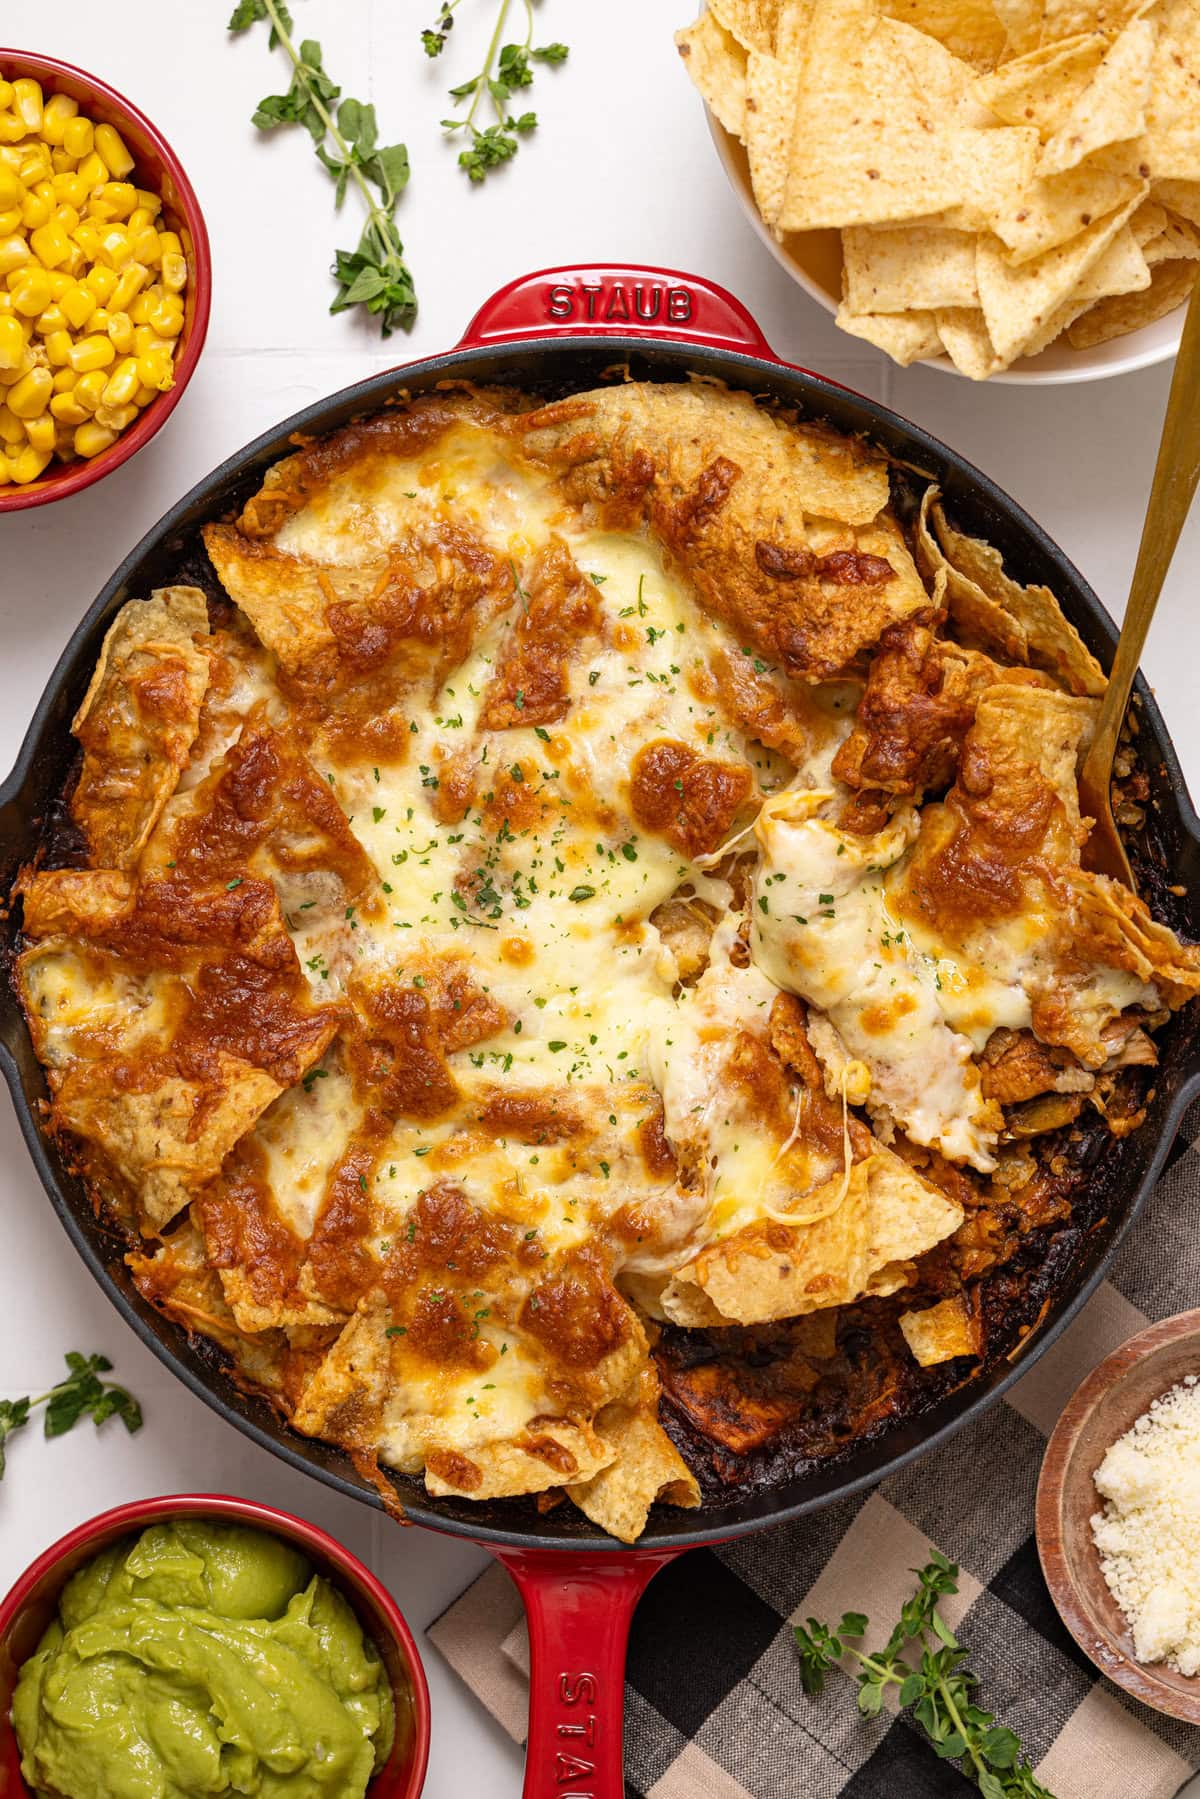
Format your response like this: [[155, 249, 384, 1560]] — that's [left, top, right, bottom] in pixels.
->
[[661, 1148, 963, 1326], [711, 0, 786, 48], [985, 161, 1145, 264], [676, 12, 748, 137], [843, 224, 980, 312], [978, 193, 1145, 361], [880, 0, 1007, 65], [1038, 0, 1150, 44], [1143, 0, 1200, 181], [931, 498, 1106, 692], [18, 868, 136, 938], [745, 45, 804, 227], [899, 1294, 983, 1364], [1155, 178, 1200, 226], [567, 1370, 700, 1543], [1066, 256, 1196, 343], [835, 303, 944, 364], [1037, 16, 1156, 175], [1065, 871, 1200, 1004], [70, 587, 210, 870], [935, 307, 1007, 379], [972, 33, 1108, 134], [917, 487, 1027, 657], [778, 0, 971, 230]]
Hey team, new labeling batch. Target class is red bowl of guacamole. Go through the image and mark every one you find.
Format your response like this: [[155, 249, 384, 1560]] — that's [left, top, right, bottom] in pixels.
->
[[0, 1493, 430, 1798]]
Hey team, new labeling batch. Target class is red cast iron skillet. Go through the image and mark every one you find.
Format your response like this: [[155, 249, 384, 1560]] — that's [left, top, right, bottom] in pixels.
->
[[3, 264, 1199, 1798]]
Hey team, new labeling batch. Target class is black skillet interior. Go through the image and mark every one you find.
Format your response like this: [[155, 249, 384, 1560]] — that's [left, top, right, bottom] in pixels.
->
[[3, 338, 1200, 1551]]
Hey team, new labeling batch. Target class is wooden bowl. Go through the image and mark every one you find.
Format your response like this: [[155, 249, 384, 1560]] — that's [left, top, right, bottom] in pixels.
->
[[1036, 1309, 1200, 1721]]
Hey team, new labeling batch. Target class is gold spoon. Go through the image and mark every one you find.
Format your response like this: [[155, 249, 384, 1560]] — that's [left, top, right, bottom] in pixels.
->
[[1079, 273, 1200, 887]]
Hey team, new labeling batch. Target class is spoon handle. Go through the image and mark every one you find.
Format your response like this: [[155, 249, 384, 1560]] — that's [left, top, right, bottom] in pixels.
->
[[1082, 276, 1200, 797]]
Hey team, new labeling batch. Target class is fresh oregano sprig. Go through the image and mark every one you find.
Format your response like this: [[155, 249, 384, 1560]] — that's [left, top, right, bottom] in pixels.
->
[[425, 0, 568, 184], [794, 1551, 1055, 1799], [0, 1352, 143, 1482], [228, 0, 417, 334]]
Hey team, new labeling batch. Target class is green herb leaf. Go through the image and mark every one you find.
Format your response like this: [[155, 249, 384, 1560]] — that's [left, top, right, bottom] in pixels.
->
[[0, 1352, 143, 1482], [435, 2, 569, 185], [231, 0, 416, 334]]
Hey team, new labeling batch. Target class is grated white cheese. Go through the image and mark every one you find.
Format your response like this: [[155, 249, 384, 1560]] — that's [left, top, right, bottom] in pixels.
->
[[1091, 1374, 1200, 1675]]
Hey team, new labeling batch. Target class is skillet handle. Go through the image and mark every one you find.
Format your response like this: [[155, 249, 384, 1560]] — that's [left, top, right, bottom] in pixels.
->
[[457, 263, 783, 359], [491, 1543, 679, 1799]]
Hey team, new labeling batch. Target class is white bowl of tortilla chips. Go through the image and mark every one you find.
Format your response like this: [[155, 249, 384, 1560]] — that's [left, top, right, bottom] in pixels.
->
[[679, 0, 1200, 380]]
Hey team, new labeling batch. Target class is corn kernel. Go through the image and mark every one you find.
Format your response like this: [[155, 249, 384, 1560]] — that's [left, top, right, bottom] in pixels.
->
[[83, 262, 116, 302], [129, 293, 152, 325], [34, 304, 66, 335], [0, 347, 33, 387], [20, 190, 52, 231], [73, 419, 117, 458], [60, 282, 95, 329], [62, 116, 94, 161], [0, 83, 13, 112], [43, 328, 73, 367], [76, 151, 107, 190], [18, 145, 52, 183], [51, 365, 75, 392], [52, 202, 80, 234], [60, 242, 85, 278], [133, 188, 161, 218], [9, 443, 52, 483], [52, 172, 87, 209], [0, 209, 20, 238], [97, 226, 133, 269], [7, 365, 53, 418], [0, 235, 29, 277], [133, 326, 172, 358], [161, 250, 187, 293], [95, 400, 137, 431], [136, 350, 174, 392], [133, 382, 157, 406], [0, 402, 22, 443], [49, 390, 87, 425], [50, 147, 75, 175], [11, 270, 52, 316], [41, 92, 78, 145], [130, 227, 160, 266], [70, 333, 114, 372], [12, 79, 44, 134], [94, 124, 134, 179], [23, 410, 55, 451], [30, 221, 70, 269], [157, 229, 181, 256], [0, 313, 24, 370], [72, 369, 107, 413], [73, 223, 102, 263], [0, 167, 23, 210], [0, 116, 26, 147], [147, 298, 183, 338], [97, 181, 136, 220], [101, 355, 140, 406], [111, 262, 148, 311], [106, 310, 134, 353], [90, 308, 110, 334]]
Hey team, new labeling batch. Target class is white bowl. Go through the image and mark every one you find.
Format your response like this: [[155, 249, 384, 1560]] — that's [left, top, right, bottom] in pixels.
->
[[710, 115, 1182, 384]]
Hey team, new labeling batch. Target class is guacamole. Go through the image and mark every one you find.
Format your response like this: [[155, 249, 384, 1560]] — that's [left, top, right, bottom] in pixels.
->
[[12, 1520, 396, 1799]]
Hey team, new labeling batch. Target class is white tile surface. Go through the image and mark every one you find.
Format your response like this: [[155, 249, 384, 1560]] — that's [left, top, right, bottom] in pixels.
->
[[2, 6, 1199, 1796]]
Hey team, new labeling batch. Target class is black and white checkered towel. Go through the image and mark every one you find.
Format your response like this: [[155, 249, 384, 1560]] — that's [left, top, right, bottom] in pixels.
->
[[429, 1102, 1200, 1799]]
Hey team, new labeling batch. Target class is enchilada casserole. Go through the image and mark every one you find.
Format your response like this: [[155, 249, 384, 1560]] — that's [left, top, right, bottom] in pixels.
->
[[15, 380, 1200, 1541]]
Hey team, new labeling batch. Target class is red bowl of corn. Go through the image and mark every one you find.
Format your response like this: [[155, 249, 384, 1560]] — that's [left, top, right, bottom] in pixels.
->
[[0, 49, 211, 511]]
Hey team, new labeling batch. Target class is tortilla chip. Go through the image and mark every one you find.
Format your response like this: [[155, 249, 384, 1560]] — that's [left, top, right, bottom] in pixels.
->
[[1038, 16, 1156, 175], [932, 499, 1106, 692], [55, 1053, 288, 1233], [778, 0, 970, 230], [70, 587, 210, 870], [916, 486, 1027, 655], [1066, 869, 1200, 1004], [985, 159, 1144, 263], [1143, 0, 1200, 181], [1145, 213, 1200, 262], [880, 0, 1008, 65], [935, 305, 1007, 377], [676, 13, 749, 138], [835, 301, 944, 363], [936, 125, 1040, 232], [878, 14, 988, 108], [1155, 178, 1200, 225], [710, 0, 785, 49], [1072, 224, 1151, 299], [1039, 0, 1149, 44], [567, 1371, 700, 1544], [843, 224, 980, 311], [661, 1147, 963, 1327], [993, 0, 1046, 58], [745, 47, 804, 226], [18, 868, 137, 938], [972, 33, 1108, 134], [977, 193, 1144, 360], [424, 1427, 616, 1501], [1066, 254, 1196, 342], [899, 1295, 983, 1364]]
